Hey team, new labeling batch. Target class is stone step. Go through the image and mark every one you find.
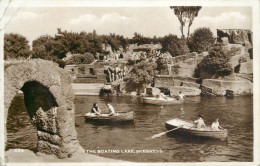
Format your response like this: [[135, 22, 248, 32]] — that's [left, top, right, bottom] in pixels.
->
[[72, 83, 104, 95]]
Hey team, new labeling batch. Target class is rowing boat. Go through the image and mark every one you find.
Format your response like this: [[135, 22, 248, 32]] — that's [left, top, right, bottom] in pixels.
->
[[142, 97, 184, 105], [165, 118, 228, 140], [84, 111, 134, 123]]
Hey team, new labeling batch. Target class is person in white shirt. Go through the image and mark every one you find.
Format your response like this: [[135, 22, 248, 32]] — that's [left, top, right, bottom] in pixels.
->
[[106, 102, 115, 116], [211, 118, 223, 130], [194, 114, 206, 129], [178, 91, 185, 100]]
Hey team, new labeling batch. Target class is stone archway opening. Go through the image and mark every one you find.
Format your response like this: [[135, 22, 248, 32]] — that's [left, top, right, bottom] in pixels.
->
[[4, 59, 84, 159], [6, 80, 66, 156], [6, 92, 38, 152]]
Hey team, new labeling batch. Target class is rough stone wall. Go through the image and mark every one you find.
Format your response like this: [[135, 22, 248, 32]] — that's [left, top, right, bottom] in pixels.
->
[[217, 29, 252, 44], [202, 78, 253, 96], [4, 59, 83, 158], [154, 75, 174, 88], [154, 75, 201, 96]]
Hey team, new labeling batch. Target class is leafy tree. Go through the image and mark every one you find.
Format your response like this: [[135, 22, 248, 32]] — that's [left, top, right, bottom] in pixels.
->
[[195, 45, 233, 78], [188, 27, 215, 53], [4, 33, 31, 60], [32, 35, 54, 59], [170, 6, 202, 38], [65, 53, 95, 65], [161, 34, 189, 57], [129, 32, 152, 45], [156, 57, 169, 74], [127, 59, 158, 94]]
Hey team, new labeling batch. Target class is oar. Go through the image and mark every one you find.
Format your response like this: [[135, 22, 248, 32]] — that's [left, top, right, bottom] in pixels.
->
[[151, 126, 183, 139]]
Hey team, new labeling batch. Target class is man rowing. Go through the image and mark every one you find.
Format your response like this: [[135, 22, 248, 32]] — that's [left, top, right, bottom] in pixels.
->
[[106, 102, 116, 116], [211, 118, 223, 130], [194, 114, 206, 129]]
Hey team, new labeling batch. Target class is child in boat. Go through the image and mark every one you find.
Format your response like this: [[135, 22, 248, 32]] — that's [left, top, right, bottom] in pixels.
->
[[211, 118, 223, 130], [106, 102, 116, 116], [90, 103, 101, 115], [194, 114, 206, 129]]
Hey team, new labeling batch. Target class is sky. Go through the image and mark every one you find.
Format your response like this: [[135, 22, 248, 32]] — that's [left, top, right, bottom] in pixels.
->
[[4, 6, 252, 45]]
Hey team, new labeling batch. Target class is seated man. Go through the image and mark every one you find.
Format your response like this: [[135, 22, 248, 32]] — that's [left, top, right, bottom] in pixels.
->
[[177, 91, 185, 100], [106, 102, 116, 116], [194, 114, 206, 129], [211, 118, 223, 130], [90, 103, 101, 115]]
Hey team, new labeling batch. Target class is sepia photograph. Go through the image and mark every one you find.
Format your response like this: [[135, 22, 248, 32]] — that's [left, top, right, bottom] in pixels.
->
[[0, 0, 259, 165]]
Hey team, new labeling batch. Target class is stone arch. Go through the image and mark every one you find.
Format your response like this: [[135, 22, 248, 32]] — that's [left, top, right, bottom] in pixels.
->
[[4, 59, 83, 158]]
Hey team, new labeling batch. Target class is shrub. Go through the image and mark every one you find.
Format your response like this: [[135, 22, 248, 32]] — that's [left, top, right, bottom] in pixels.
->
[[188, 27, 215, 53], [195, 45, 233, 78], [156, 57, 169, 75], [127, 58, 158, 92], [4, 33, 31, 60], [161, 34, 189, 57], [65, 53, 95, 65]]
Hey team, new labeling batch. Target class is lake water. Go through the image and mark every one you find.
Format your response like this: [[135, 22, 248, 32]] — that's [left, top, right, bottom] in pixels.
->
[[6, 95, 253, 162]]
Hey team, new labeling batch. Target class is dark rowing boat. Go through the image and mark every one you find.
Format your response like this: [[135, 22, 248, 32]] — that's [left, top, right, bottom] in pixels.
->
[[84, 111, 134, 123], [165, 118, 228, 140]]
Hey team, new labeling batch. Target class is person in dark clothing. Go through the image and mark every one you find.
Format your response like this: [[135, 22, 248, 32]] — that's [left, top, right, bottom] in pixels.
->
[[90, 103, 101, 115]]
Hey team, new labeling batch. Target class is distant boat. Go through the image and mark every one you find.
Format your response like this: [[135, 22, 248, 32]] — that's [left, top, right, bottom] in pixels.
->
[[84, 111, 134, 123], [142, 97, 184, 105], [165, 118, 228, 140]]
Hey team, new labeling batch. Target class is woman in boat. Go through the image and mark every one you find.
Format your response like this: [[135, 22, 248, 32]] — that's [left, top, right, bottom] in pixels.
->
[[194, 114, 206, 129], [211, 118, 223, 130], [90, 103, 101, 115], [106, 102, 116, 116]]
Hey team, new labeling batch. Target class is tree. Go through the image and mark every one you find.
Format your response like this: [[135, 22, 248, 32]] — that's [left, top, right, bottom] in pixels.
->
[[129, 32, 152, 45], [195, 45, 233, 78], [188, 27, 215, 53], [161, 34, 189, 57], [32, 35, 54, 59], [170, 6, 202, 38], [127, 59, 158, 94], [156, 57, 168, 74], [4, 33, 31, 60], [65, 53, 95, 65]]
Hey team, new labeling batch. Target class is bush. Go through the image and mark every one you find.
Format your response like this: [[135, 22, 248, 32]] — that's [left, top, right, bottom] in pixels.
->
[[65, 53, 95, 65], [188, 27, 215, 53], [4, 33, 31, 60], [161, 34, 189, 57], [195, 45, 233, 78], [156, 57, 168, 74]]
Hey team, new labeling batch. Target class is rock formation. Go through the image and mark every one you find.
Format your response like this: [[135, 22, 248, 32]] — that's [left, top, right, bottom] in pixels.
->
[[217, 29, 253, 44], [4, 59, 84, 158]]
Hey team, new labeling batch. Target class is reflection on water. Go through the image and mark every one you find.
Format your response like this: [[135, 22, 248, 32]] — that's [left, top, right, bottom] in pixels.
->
[[7, 95, 253, 162]]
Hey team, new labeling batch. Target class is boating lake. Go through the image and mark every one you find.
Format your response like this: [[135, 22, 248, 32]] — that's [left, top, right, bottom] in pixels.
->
[[6, 95, 253, 162]]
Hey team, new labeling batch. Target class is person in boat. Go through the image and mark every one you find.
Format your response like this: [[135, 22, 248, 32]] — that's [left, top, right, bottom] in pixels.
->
[[177, 91, 185, 100], [159, 92, 168, 99], [90, 103, 101, 115], [193, 114, 206, 129], [106, 102, 116, 116], [211, 118, 223, 130]]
